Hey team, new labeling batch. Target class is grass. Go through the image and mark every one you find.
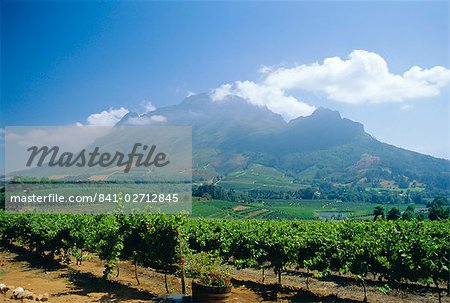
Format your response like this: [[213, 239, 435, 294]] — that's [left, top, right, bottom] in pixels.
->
[[217, 164, 308, 191], [367, 187, 425, 192], [191, 198, 247, 219], [192, 197, 424, 220]]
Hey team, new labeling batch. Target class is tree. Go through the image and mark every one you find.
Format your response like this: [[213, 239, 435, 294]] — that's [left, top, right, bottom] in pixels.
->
[[372, 206, 384, 221], [299, 187, 315, 200], [202, 192, 212, 200], [416, 212, 426, 221], [386, 207, 401, 220], [0, 187, 4, 210], [401, 206, 415, 221], [410, 192, 423, 204], [427, 197, 449, 220]]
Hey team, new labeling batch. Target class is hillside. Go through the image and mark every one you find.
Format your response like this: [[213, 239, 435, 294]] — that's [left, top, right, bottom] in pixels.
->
[[117, 94, 450, 193]]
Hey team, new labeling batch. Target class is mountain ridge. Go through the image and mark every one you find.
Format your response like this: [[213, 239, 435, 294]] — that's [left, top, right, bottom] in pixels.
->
[[118, 94, 450, 191]]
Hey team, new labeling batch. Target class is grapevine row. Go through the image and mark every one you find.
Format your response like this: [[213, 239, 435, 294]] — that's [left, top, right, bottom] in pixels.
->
[[0, 212, 448, 301]]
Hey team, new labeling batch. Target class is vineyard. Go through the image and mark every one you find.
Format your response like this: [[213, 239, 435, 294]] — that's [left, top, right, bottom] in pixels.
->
[[0, 211, 449, 302]]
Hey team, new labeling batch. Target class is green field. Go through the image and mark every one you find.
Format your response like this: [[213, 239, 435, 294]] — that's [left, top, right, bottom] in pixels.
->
[[217, 164, 308, 191], [367, 186, 426, 193], [192, 197, 422, 220]]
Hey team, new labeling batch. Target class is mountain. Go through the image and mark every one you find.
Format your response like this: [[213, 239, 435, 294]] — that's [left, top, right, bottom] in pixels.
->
[[118, 94, 450, 191]]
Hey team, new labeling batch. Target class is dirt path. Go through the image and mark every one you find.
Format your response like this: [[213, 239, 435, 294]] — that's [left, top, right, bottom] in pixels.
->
[[0, 246, 447, 303], [0, 246, 261, 303]]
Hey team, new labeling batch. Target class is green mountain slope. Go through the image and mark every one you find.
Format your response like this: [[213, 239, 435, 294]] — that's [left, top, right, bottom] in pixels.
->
[[118, 94, 450, 191]]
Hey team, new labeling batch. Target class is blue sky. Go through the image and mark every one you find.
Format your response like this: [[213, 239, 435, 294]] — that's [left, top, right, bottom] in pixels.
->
[[1, 1, 449, 160]]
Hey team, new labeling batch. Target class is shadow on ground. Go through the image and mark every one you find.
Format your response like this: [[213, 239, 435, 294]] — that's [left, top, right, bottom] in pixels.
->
[[3, 244, 157, 302], [59, 269, 156, 302], [231, 277, 363, 303]]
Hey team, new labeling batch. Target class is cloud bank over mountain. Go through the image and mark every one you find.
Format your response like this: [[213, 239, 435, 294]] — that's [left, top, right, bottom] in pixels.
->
[[81, 50, 450, 125], [211, 50, 450, 120], [211, 82, 316, 121], [264, 50, 450, 104], [80, 101, 160, 126], [86, 107, 129, 126], [140, 101, 156, 113]]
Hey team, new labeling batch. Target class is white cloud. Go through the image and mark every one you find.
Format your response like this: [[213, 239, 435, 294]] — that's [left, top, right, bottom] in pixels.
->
[[186, 91, 196, 97], [86, 107, 129, 126], [150, 115, 167, 122], [127, 115, 167, 125], [211, 50, 450, 120], [258, 65, 273, 74], [264, 50, 450, 104], [141, 101, 156, 113], [211, 84, 233, 101], [212, 81, 315, 120]]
